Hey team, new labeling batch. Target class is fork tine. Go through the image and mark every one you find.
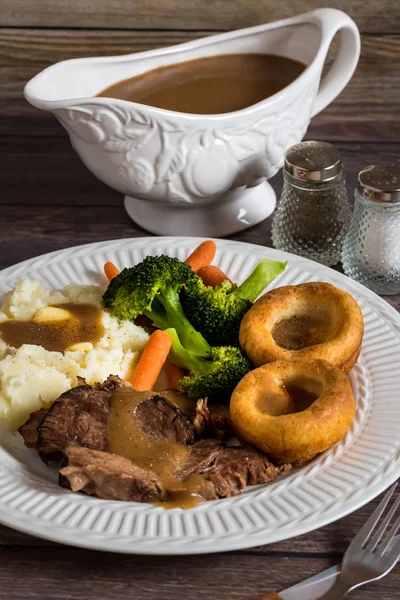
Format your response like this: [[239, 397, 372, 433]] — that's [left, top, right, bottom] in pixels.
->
[[366, 492, 400, 551], [351, 483, 397, 548], [379, 514, 400, 556], [392, 536, 400, 558], [380, 536, 400, 562]]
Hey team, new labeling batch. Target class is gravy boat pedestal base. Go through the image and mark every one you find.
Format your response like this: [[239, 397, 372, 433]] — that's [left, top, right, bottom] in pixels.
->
[[124, 180, 276, 236]]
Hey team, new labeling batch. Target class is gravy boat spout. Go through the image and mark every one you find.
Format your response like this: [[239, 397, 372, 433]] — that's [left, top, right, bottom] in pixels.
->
[[24, 8, 360, 237]]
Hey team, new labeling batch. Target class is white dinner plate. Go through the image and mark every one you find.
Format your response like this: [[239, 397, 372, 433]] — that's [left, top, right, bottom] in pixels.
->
[[0, 236, 399, 555]]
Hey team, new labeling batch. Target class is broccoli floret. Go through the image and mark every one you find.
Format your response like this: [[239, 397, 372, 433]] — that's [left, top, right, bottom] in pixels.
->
[[166, 328, 251, 402], [181, 258, 287, 346], [103, 255, 210, 356]]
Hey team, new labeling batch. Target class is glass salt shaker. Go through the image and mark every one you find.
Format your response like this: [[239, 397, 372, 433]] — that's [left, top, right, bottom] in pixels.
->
[[271, 141, 351, 266], [342, 163, 400, 295]]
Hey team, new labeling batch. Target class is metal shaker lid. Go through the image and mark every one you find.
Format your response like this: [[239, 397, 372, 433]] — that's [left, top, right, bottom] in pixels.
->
[[284, 141, 342, 182], [357, 163, 400, 203]]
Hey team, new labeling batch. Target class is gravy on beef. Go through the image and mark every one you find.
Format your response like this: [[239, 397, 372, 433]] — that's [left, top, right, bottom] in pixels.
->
[[0, 303, 104, 353], [107, 389, 205, 508], [97, 53, 305, 115], [19, 380, 285, 507], [159, 389, 198, 415]]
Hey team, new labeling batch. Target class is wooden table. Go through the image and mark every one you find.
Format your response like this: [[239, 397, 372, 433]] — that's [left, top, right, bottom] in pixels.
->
[[0, 1, 399, 597]]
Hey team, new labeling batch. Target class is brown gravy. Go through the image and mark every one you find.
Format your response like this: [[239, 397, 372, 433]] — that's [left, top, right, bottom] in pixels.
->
[[97, 53, 305, 114], [107, 389, 204, 509], [285, 383, 320, 413], [160, 389, 197, 415], [272, 315, 332, 351], [256, 379, 321, 416], [0, 303, 104, 353], [256, 390, 295, 417]]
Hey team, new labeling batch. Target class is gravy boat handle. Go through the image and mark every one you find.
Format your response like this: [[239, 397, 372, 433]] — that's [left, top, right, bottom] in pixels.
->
[[310, 8, 360, 117]]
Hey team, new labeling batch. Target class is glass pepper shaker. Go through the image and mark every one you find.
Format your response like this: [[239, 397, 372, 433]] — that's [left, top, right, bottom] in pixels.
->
[[271, 141, 351, 266], [342, 163, 400, 295]]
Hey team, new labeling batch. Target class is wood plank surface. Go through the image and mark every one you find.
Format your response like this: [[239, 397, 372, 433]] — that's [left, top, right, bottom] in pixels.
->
[[1, 29, 399, 141], [0, 550, 397, 600], [0, 551, 355, 599], [1, 0, 399, 33]]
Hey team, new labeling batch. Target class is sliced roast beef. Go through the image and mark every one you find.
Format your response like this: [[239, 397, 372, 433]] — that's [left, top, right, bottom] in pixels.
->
[[92, 375, 125, 392], [177, 439, 282, 500], [37, 375, 124, 462], [22, 377, 195, 462], [177, 439, 222, 480], [20, 374, 290, 505], [60, 439, 284, 503], [19, 408, 49, 450], [200, 444, 281, 500], [193, 399, 234, 440], [135, 395, 195, 444], [38, 386, 109, 462], [192, 399, 209, 438], [210, 405, 234, 438], [60, 445, 163, 502], [19, 377, 125, 451]]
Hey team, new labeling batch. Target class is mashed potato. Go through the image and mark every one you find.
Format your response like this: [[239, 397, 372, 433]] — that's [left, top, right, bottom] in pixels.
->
[[0, 278, 149, 430]]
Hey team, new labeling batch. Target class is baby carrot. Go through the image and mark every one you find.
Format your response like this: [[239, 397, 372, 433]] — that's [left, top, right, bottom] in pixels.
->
[[185, 240, 216, 272], [197, 265, 230, 287], [165, 358, 186, 390], [104, 262, 120, 281], [131, 329, 172, 391]]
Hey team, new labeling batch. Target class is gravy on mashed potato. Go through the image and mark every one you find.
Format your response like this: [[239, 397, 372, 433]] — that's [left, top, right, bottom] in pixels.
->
[[0, 279, 149, 430], [0, 303, 105, 353]]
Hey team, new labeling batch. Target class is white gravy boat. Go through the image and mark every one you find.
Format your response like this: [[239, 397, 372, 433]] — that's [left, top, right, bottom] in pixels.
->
[[24, 8, 360, 237]]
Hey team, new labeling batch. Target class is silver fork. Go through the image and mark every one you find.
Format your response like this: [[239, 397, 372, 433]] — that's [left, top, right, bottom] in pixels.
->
[[318, 482, 400, 599]]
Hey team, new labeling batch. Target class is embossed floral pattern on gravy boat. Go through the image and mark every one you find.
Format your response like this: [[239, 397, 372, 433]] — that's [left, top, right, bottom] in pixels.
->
[[24, 8, 360, 236]]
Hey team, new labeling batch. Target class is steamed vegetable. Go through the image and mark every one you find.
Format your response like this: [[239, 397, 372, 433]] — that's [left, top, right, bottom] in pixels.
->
[[104, 262, 120, 281], [181, 258, 287, 347], [197, 265, 230, 287], [103, 255, 210, 356], [166, 328, 250, 402], [131, 329, 172, 391], [165, 358, 186, 390], [185, 240, 216, 271]]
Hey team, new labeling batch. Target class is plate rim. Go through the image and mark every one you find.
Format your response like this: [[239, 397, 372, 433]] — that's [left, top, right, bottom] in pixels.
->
[[0, 234, 398, 322]]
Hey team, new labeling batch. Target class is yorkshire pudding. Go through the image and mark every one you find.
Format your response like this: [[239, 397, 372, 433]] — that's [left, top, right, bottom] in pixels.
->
[[239, 282, 363, 372], [230, 358, 356, 464]]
